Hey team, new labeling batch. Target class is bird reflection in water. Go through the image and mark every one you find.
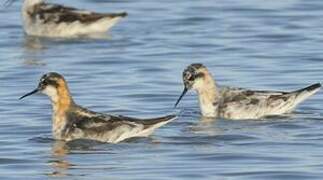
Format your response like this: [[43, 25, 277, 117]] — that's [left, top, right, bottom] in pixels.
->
[[47, 141, 73, 177], [23, 36, 46, 51], [188, 116, 223, 136], [22, 36, 47, 66], [48, 139, 111, 177]]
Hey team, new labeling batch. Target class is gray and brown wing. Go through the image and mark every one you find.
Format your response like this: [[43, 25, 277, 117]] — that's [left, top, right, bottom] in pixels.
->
[[30, 3, 127, 24], [219, 84, 321, 119], [115, 114, 177, 129], [219, 87, 295, 119], [66, 114, 143, 143], [67, 112, 175, 142], [73, 113, 176, 130], [72, 114, 139, 132], [220, 86, 288, 99]]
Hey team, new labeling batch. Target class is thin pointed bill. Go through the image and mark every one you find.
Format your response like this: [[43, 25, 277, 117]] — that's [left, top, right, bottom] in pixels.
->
[[19, 88, 39, 100], [174, 87, 188, 108]]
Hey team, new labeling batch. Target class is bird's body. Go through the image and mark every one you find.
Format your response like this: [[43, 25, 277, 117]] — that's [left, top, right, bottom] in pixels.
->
[[20, 72, 176, 143], [21, 0, 127, 37], [213, 84, 321, 119], [175, 64, 321, 120], [52, 104, 175, 143]]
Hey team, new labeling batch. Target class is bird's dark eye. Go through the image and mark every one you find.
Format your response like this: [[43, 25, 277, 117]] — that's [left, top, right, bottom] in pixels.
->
[[188, 74, 195, 81], [184, 72, 194, 81]]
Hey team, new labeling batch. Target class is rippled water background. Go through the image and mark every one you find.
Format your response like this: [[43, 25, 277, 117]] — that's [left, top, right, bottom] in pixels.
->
[[1, 0, 323, 179]]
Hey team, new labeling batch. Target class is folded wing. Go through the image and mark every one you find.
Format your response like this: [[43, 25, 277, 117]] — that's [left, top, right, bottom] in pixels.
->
[[67, 110, 175, 143], [30, 3, 127, 24], [219, 83, 321, 119]]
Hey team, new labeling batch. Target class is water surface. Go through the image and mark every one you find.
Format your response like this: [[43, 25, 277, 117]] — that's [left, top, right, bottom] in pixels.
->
[[1, 0, 323, 179]]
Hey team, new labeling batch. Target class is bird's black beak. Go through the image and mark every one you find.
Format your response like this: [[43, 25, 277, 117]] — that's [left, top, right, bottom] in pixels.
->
[[19, 88, 39, 100], [174, 87, 188, 108]]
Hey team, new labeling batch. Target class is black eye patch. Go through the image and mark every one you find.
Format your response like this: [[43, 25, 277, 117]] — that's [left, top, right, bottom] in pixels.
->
[[40, 79, 58, 87], [194, 72, 204, 79], [47, 79, 59, 87], [183, 69, 204, 81]]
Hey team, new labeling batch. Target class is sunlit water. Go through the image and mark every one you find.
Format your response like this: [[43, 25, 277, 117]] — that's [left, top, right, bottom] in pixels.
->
[[1, 0, 323, 179]]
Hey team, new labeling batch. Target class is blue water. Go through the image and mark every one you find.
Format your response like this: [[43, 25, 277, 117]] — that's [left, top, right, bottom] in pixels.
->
[[1, 0, 323, 179]]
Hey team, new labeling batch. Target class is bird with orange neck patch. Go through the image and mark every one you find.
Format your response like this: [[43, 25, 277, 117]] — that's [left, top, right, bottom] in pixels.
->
[[20, 72, 176, 143], [175, 63, 321, 120]]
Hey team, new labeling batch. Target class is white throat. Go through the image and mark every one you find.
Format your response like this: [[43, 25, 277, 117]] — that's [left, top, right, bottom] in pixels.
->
[[193, 74, 219, 117], [42, 86, 58, 104]]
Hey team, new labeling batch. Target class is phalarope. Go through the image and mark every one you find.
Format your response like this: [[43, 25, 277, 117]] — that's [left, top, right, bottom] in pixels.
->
[[175, 63, 321, 120], [20, 72, 176, 143], [6, 0, 127, 37]]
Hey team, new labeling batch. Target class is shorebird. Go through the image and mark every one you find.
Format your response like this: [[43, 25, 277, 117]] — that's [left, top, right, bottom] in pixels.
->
[[175, 63, 321, 120], [5, 0, 127, 37], [20, 72, 176, 143]]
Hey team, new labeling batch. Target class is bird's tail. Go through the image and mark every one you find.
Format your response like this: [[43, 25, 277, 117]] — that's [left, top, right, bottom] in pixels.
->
[[142, 115, 177, 128], [104, 12, 128, 18], [136, 115, 177, 137], [95, 12, 127, 32]]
